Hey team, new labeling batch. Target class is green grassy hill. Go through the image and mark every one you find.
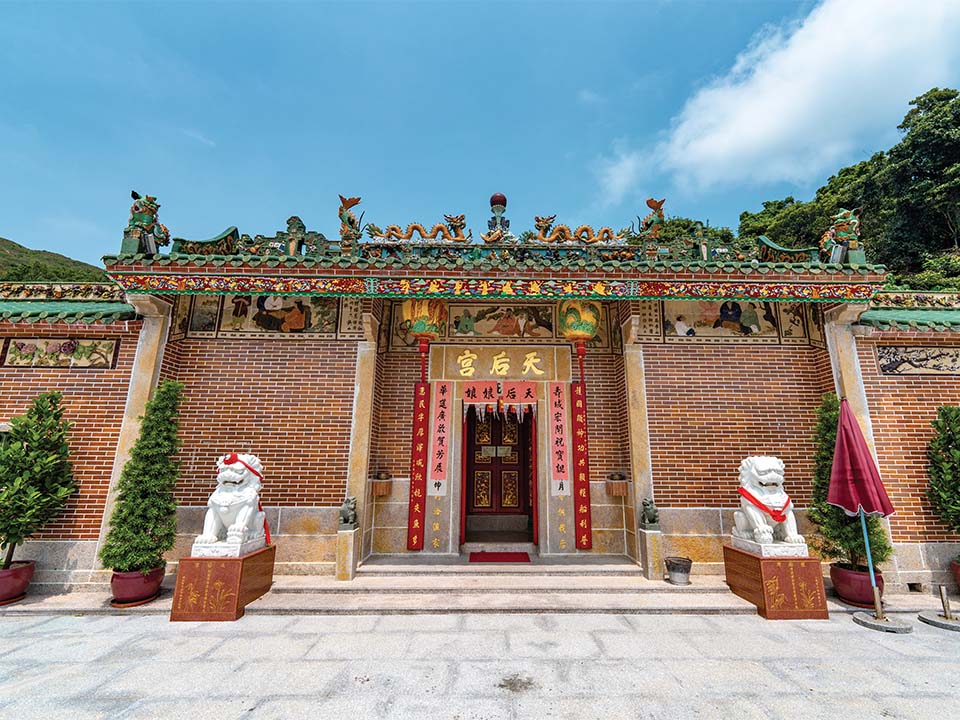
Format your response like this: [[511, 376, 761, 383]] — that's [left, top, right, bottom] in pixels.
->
[[0, 236, 107, 282]]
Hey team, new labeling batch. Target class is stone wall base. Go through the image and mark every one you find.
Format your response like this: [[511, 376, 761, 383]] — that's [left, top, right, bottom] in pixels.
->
[[881, 541, 960, 593]]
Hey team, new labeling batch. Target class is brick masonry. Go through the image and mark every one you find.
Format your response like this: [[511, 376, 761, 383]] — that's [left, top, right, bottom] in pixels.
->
[[857, 331, 960, 544], [643, 343, 834, 508], [162, 336, 359, 507], [0, 321, 141, 540]]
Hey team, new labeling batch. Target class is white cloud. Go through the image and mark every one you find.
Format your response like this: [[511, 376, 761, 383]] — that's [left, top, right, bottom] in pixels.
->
[[181, 129, 216, 148], [594, 145, 647, 207], [661, 0, 960, 189]]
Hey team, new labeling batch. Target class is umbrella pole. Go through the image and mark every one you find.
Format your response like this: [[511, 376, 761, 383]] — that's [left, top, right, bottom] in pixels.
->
[[859, 508, 885, 621]]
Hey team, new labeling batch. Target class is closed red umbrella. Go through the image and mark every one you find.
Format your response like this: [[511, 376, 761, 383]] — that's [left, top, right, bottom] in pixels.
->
[[827, 398, 895, 621], [828, 399, 894, 517]]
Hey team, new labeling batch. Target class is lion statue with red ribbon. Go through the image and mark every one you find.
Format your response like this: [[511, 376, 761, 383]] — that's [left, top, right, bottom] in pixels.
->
[[193, 453, 268, 553], [732, 456, 805, 545]]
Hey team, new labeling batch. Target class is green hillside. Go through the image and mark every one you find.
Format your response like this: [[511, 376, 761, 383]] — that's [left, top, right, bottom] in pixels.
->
[[0, 236, 107, 282]]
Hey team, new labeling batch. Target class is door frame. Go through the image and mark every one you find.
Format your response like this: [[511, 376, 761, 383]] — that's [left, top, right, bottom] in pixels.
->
[[459, 404, 539, 546]]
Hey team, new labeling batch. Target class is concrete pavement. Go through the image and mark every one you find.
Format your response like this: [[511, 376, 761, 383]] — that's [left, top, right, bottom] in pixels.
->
[[1, 612, 958, 719]]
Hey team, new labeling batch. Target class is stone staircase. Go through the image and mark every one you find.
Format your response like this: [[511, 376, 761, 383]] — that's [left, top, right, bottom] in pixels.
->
[[257, 557, 756, 614]]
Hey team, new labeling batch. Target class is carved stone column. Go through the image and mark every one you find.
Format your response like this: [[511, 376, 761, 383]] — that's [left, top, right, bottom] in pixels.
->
[[824, 303, 875, 450], [338, 312, 379, 580], [96, 294, 173, 557]]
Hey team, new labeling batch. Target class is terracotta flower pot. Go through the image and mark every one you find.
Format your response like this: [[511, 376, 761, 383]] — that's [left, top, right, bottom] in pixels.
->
[[110, 566, 165, 608], [830, 563, 883, 607], [0, 561, 35, 606], [951, 559, 960, 590]]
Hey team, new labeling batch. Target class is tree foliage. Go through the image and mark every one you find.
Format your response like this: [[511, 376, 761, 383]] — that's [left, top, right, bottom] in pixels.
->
[[927, 406, 960, 554], [98, 381, 184, 574], [739, 87, 960, 281], [0, 392, 76, 569], [806, 393, 892, 569]]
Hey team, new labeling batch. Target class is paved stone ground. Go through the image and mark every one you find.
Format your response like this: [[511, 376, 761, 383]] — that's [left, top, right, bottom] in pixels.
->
[[1, 613, 958, 719]]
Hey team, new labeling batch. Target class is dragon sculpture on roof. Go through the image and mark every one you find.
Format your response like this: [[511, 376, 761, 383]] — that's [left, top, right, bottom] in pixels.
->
[[368, 215, 472, 243], [532, 216, 623, 244]]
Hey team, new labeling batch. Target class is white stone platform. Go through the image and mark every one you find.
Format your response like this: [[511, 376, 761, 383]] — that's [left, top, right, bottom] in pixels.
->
[[731, 536, 809, 558]]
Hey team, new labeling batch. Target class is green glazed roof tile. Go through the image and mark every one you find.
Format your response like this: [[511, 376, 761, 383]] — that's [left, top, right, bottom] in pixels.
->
[[0, 300, 136, 325], [858, 309, 960, 331]]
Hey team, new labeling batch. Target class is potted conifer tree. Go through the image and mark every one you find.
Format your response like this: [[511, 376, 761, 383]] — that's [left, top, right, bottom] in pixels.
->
[[808, 393, 893, 606], [98, 381, 184, 607], [927, 405, 960, 588], [0, 391, 76, 605]]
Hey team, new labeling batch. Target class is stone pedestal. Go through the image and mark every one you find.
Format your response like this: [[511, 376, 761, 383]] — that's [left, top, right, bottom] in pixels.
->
[[724, 545, 828, 620], [336, 527, 359, 581], [191, 537, 265, 558], [638, 527, 663, 581], [170, 544, 275, 622], [731, 536, 810, 558]]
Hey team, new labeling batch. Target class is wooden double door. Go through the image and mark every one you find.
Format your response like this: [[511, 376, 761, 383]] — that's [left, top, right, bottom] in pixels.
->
[[465, 409, 532, 515]]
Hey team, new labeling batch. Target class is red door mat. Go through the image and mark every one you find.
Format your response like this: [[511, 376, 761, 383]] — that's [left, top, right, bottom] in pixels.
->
[[469, 552, 531, 563]]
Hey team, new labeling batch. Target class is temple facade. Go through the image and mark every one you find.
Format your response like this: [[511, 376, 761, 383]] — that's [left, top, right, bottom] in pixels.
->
[[2, 192, 958, 592]]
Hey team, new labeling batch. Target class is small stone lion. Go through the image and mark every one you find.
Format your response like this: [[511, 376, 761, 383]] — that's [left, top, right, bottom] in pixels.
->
[[195, 453, 266, 545], [732, 456, 804, 545], [339, 496, 358, 529], [640, 498, 659, 526]]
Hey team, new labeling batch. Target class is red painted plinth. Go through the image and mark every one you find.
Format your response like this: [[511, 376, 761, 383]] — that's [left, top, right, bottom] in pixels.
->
[[723, 545, 829, 620], [170, 544, 275, 622]]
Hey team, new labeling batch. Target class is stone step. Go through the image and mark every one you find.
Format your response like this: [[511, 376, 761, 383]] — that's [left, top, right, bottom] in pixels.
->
[[357, 555, 647, 577], [271, 575, 726, 595], [243, 591, 759, 615], [460, 541, 538, 554]]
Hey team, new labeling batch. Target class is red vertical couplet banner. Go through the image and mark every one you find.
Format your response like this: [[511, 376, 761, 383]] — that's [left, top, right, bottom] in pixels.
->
[[570, 381, 593, 549], [407, 382, 431, 550], [548, 382, 570, 496], [429, 381, 452, 495]]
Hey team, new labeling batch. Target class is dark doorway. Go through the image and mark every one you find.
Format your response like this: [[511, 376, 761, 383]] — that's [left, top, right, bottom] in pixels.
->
[[464, 408, 534, 543]]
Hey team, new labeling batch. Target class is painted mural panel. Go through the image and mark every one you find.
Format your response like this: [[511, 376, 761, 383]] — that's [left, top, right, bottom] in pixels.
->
[[389, 301, 611, 350], [185, 295, 344, 338], [877, 346, 960, 375], [189, 295, 221, 335], [217, 295, 338, 337], [776, 302, 809, 344], [1, 338, 120, 369], [663, 300, 779, 343], [449, 303, 554, 340], [807, 304, 826, 348], [170, 296, 190, 341]]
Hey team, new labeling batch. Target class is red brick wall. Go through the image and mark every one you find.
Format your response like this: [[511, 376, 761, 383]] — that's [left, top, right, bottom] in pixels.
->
[[584, 351, 631, 482], [644, 344, 832, 507], [370, 351, 419, 478], [0, 322, 140, 539], [166, 338, 359, 506], [858, 333, 960, 543]]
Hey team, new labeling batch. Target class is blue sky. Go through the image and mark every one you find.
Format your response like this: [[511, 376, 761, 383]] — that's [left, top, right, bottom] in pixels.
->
[[1, 0, 959, 266]]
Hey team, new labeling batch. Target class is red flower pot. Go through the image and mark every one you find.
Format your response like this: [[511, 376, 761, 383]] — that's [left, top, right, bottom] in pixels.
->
[[951, 559, 960, 590], [830, 563, 884, 607], [0, 561, 35, 606], [110, 566, 165, 607]]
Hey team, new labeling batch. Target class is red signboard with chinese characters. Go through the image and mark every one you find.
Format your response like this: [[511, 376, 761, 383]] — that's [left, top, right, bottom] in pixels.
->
[[429, 381, 452, 495], [500, 381, 537, 406], [570, 381, 592, 549], [461, 381, 537, 406], [461, 381, 499, 404], [548, 382, 570, 496], [407, 382, 431, 550]]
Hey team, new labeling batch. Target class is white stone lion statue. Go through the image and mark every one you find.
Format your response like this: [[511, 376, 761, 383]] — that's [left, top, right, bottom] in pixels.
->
[[192, 453, 267, 556], [732, 456, 804, 545]]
